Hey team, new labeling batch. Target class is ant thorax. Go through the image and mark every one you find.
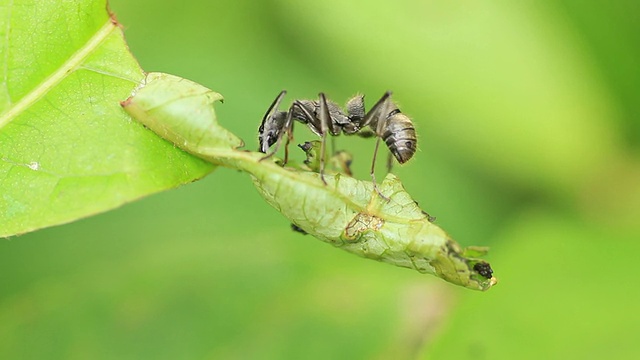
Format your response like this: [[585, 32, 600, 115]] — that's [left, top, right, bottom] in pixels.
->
[[291, 99, 345, 136]]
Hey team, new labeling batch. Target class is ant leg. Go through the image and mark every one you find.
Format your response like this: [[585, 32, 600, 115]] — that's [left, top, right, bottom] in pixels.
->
[[318, 93, 333, 185], [283, 121, 294, 164], [286, 99, 323, 169], [370, 136, 382, 185], [369, 135, 391, 201], [370, 137, 390, 201], [319, 132, 328, 184], [331, 136, 336, 157], [288, 99, 328, 181], [386, 152, 394, 174], [359, 91, 391, 129], [364, 92, 393, 200]]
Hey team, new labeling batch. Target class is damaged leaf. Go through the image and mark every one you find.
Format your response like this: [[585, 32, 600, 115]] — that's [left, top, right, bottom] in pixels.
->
[[122, 72, 497, 291]]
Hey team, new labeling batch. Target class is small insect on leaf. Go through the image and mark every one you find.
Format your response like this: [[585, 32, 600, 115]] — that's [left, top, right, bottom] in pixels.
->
[[290, 223, 308, 235], [473, 262, 494, 279], [298, 140, 354, 176], [122, 73, 497, 291]]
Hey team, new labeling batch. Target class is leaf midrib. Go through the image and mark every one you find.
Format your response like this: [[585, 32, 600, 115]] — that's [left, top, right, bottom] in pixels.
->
[[0, 19, 118, 130], [205, 148, 422, 224]]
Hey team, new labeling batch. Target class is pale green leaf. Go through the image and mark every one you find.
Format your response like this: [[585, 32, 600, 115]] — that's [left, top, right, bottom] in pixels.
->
[[0, 0, 214, 237], [121, 73, 244, 152]]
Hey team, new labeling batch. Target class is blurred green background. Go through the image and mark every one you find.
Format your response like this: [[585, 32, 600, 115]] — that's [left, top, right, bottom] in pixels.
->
[[2, 0, 639, 358]]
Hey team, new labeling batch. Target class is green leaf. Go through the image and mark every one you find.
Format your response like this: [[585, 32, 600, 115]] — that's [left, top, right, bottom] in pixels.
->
[[0, 0, 214, 237], [123, 72, 497, 291]]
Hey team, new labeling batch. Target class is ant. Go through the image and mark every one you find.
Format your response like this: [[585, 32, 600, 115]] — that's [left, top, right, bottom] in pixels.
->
[[258, 91, 416, 191]]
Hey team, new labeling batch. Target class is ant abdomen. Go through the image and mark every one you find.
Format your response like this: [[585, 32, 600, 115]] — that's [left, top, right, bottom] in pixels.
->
[[382, 110, 417, 164]]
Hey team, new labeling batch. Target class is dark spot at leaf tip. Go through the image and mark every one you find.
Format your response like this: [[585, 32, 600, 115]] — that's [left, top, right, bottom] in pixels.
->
[[473, 262, 493, 279]]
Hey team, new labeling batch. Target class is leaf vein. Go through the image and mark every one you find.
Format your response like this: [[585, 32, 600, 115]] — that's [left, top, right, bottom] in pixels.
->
[[0, 18, 118, 130]]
